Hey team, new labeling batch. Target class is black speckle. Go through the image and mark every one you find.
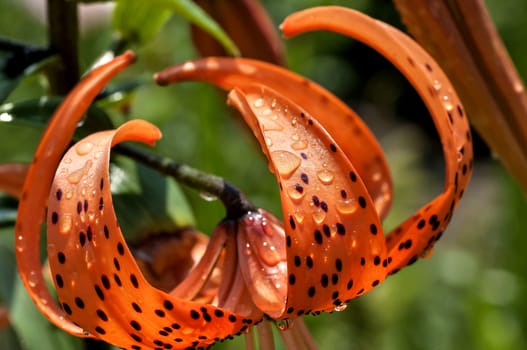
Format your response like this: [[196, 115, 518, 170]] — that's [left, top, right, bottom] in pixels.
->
[[289, 216, 296, 230], [349, 172, 357, 182], [306, 256, 313, 268], [155, 309, 165, 317], [57, 252, 66, 264], [308, 286, 316, 297], [130, 320, 141, 331], [289, 274, 296, 285], [314, 230, 323, 244], [335, 259, 343, 272], [132, 302, 142, 313], [62, 302, 72, 315], [164, 300, 174, 310], [130, 274, 139, 288], [370, 224, 378, 235], [96, 309, 108, 322], [51, 212, 59, 224], [75, 297, 85, 309], [117, 242, 125, 256], [358, 196, 367, 208], [55, 274, 64, 288], [312, 195, 320, 207], [320, 201, 328, 212], [56, 189, 63, 201], [336, 223, 346, 235], [300, 173, 309, 184], [329, 144, 337, 152]]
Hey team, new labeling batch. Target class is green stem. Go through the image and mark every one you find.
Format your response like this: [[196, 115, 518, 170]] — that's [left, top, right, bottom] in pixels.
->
[[46, 0, 80, 95], [114, 143, 256, 219]]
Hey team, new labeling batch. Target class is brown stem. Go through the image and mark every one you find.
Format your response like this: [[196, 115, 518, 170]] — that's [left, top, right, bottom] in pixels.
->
[[46, 0, 80, 94]]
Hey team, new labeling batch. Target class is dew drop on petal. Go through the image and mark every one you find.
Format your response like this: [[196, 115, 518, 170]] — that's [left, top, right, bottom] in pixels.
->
[[76, 141, 94, 156], [59, 214, 73, 234], [259, 118, 283, 131], [253, 98, 264, 108], [291, 139, 308, 150], [334, 303, 348, 312], [312, 208, 326, 224], [336, 199, 358, 215], [270, 151, 301, 179], [276, 318, 294, 331], [28, 270, 38, 288], [286, 185, 305, 202], [317, 169, 335, 185]]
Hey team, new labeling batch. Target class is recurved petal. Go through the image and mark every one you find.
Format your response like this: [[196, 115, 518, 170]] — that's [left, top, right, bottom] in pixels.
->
[[227, 85, 387, 316], [47, 119, 253, 349], [281, 6, 473, 271], [15, 51, 136, 337]]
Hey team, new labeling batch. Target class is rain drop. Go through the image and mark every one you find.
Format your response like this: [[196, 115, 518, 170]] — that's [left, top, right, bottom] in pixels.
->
[[276, 319, 294, 331], [76, 141, 94, 156], [336, 199, 358, 215], [286, 185, 305, 202], [334, 303, 348, 312], [317, 169, 335, 185], [291, 139, 308, 150], [253, 98, 264, 108], [28, 270, 38, 288], [270, 151, 301, 179], [199, 191, 218, 202], [59, 214, 73, 234], [312, 208, 326, 224], [432, 79, 442, 91]]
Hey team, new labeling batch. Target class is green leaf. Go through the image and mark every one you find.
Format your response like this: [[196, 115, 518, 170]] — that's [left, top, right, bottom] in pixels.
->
[[113, 0, 173, 44], [113, 0, 239, 56], [110, 156, 195, 243], [0, 96, 114, 137]]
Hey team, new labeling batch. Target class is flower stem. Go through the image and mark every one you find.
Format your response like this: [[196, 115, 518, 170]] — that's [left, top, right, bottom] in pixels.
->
[[114, 143, 256, 219], [46, 0, 80, 95]]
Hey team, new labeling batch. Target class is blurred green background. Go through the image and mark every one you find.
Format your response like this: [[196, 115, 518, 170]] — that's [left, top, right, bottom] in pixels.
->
[[0, 0, 526, 350]]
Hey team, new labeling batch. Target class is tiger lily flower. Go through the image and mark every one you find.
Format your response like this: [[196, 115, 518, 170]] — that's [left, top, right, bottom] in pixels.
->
[[14, 5, 472, 350]]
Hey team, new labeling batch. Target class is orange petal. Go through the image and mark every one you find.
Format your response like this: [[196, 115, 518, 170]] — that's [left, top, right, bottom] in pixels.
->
[[0, 163, 29, 199], [227, 85, 386, 316], [281, 6, 473, 272], [155, 58, 393, 220], [47, 119, 256, 349], [15, 51, 136, 337]]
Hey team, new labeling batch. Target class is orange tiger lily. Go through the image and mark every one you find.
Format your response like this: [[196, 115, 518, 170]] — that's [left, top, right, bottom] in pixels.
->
[[15, 5, 472, 350], [156, 4, 472, 320]]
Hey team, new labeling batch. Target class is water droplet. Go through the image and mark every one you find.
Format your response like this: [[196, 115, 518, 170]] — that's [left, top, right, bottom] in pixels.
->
[[270, 99, 277, 109], [59, 214, 73, 234], [65, 191, 73, 199], [83, 330, 90, 337], [291, 133, 300, 141], [276, 318, 294, 331], [286, 185, 305, 202], [76, 141, 94, 156], [85, 249, 95, 268], [265, 137, 273, 147], [432, 79, 442, 91], [334, 303, 348, 312], [67, 160, 92, 184], [456, 151, 463, 162], [336, 199, 358, 215], [442, 95, 453, 110], [253, 98, 264, 108], [291, 139, 308, 150], [291, 117, 298, 127], [317, 169, 335, 185], [372, 171, 382, 182], [312, 208, 326, 224], [270, 151, 301, 179], [199, 191, 218, 202], [63, 158, 72, 164], [94, 151, 104, 160], [259, 118, 283, 132], [28, 270, 38, 288], [293, 209, 305, 224]]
